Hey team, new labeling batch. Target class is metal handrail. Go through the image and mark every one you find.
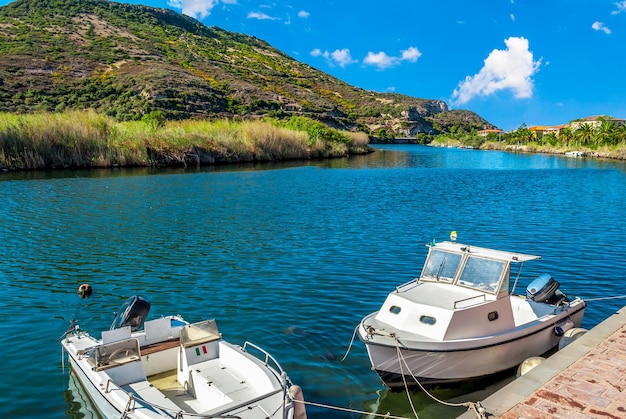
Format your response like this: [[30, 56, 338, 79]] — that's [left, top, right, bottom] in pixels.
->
[[395, 278, 421, 293], [453, 294, 487, 309], [242, 341, 285, 378]]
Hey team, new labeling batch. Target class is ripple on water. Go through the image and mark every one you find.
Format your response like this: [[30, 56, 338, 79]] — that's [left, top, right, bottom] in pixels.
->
[[1, 148, 625, 418]]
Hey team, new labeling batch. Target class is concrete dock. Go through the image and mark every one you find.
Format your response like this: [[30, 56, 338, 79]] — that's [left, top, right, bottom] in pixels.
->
[[458, 305, 626, 419]]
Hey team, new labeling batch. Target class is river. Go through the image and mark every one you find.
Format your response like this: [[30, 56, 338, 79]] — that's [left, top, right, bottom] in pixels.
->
[[1, 144, 625, 418]]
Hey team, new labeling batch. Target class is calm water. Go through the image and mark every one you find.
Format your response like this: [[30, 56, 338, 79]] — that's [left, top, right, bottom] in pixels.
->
[[2, 145, 626, 418]]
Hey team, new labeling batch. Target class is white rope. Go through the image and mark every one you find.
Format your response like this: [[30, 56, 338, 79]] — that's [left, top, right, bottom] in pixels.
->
[[291, 398, 411, 419], [393, 336, 487, 419], [583, 295, 626, 302], [394, 335, 420, 419], [341, 324, 359, 362]]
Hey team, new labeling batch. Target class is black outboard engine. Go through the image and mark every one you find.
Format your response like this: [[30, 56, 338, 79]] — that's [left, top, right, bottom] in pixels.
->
[[527, 274, 567, 304], [110, 295, 151, 331]]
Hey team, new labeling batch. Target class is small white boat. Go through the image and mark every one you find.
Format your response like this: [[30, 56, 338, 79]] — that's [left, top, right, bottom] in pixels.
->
[[357, 237, 586, 387], [565, 151, 583, 157], [62, 295, 304, 418]]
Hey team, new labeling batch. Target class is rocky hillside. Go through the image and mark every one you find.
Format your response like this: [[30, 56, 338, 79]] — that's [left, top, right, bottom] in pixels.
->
[[0, 0, 497, 135]]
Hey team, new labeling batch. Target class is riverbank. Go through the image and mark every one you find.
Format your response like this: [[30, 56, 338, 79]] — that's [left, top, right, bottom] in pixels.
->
[[373, 137, 626, 161], [0, 111, 371, 171], [480, 142, 626, 161]]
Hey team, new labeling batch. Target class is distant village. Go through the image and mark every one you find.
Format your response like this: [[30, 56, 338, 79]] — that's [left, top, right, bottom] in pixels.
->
[[477, 115, 626, 137]]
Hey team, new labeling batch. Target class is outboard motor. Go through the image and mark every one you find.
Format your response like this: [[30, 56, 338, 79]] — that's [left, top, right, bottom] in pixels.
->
[[527, 274, 567, 304], [110, 295, 151, 331]]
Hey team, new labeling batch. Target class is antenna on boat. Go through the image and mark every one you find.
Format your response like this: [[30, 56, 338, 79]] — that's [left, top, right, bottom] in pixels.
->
[[58, 284, 93, 340], [69, 284, 93, 334]]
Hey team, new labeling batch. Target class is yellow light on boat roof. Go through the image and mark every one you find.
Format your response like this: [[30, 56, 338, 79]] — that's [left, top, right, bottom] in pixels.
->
[[450, 231, 458, 241]]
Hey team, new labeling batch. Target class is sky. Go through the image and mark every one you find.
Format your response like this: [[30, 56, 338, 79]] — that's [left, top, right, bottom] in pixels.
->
[[2, 0, 626, 131]]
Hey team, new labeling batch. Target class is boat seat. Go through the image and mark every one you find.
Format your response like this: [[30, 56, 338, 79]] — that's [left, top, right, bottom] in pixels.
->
[[104, 359, 147, 386], [186, 359, 280, 416], [123, 380, 183, 415]]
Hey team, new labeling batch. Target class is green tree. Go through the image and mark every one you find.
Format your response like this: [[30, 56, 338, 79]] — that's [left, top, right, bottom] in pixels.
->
[[597, 120, 617, 146], [559, 127, 573, 147], [574, 124, 593, 147], [142, 110, 166, 130]]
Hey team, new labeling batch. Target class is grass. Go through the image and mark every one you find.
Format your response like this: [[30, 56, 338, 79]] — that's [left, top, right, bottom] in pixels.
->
[[0, 111, 372, 170]]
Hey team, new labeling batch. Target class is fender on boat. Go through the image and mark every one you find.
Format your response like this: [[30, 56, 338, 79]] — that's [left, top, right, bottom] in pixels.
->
[[558, 327, 588, 350]]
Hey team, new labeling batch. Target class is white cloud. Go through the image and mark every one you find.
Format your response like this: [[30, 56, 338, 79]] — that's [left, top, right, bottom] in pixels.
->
[[172, 0, 218, 20], [451, 37, 541, 105], [401, 46, 422, 62], [363, 51, 400, 69], [311, 48, 357, 68], [298, 10, 310, 18], [592, 21, 611, 34], [313, 46, 420, 70], [248, 11, 279, 20], [612, 1, 626, 15], [331, 49, 357, 67], [363, 46, 421, 70], [510, 14, 515, 21]]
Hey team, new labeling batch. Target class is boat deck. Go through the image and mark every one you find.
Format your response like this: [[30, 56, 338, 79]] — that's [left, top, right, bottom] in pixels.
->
[[142, 359, 278, 416]]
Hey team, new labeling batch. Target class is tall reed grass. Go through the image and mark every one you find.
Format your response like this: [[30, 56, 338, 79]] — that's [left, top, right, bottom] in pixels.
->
[[0, 111, 372, 170]]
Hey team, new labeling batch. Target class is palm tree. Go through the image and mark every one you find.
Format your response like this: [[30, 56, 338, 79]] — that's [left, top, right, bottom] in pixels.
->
[[616, 123, 626, 145], [512, 123, 533, 144], [597, 120, 617, 146], [574, 123, 593, 147], [559, 126, 573, 147]]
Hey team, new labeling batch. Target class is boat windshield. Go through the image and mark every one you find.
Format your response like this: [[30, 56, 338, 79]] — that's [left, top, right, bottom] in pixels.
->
[[422, 250, 462, 282], [181, 319, 221, 348], [90, 338, 141, 371], [457, 256, 506, 293]]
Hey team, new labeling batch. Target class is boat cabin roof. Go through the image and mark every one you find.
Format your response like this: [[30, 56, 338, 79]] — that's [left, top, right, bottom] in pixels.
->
[[419, 241, 540, 295], [429, 241, 540, 263]]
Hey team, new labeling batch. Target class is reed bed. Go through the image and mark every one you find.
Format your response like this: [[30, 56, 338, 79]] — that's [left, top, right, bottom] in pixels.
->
[[0, 111, 372, 170]]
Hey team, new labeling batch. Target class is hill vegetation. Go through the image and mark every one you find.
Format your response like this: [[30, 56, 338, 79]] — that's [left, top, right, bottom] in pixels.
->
[[0, 0, 495, 137]]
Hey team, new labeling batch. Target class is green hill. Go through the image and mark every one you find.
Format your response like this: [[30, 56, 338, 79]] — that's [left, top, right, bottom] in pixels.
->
[[0, 0, 497, 136]]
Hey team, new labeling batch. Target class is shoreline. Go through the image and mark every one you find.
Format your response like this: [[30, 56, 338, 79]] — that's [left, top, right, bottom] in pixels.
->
[[479, 142, 626, 161]]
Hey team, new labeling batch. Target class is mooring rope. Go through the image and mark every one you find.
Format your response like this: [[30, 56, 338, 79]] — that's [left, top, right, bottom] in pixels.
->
[[291, 398, 411, 419], [583, 295, 626, 302], [393, 337, 487, 419], [341, 324, 359, 362], [394, 335, 420, 419]]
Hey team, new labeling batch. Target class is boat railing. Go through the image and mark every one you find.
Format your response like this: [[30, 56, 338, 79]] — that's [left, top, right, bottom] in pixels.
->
[[242, 341, 286, 380], [453, 294, 487, 309], [395, 278, 421, 293]]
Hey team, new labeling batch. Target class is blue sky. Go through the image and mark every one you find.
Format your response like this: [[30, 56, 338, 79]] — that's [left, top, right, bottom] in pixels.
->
[[2, 0, 626, 131]]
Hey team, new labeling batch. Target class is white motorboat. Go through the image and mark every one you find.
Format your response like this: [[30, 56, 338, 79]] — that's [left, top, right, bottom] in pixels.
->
[[62, 294, 305, 419], [357, 237, 586, 387]]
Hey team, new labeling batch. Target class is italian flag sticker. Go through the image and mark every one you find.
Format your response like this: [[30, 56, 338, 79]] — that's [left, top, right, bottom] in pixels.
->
[[195, 345, 208, 356]]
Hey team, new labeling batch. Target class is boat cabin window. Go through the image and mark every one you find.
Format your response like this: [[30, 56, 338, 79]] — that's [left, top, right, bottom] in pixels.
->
[[389, 306, 402, 314], [419, 315, 436, 325], [457, 256, 505, 293], [422, 250, 462, 282]]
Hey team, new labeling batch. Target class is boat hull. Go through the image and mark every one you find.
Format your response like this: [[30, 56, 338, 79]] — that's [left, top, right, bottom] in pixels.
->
[[360, 304, 585, 387], [67, 355, 125, 419]]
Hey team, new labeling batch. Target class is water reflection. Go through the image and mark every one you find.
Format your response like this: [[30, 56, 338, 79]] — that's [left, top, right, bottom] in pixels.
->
[[64, 372, 103, 419]]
